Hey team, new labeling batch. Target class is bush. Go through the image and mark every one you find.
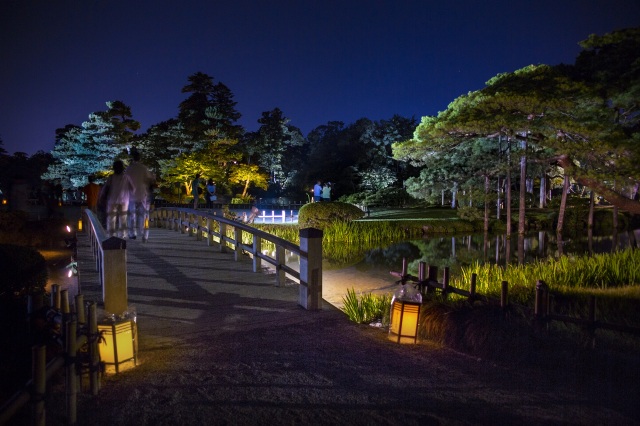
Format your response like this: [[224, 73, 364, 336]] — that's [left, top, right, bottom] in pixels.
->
[[339, 188, 416, 207], [0, 244, 47, 298], [298, 202, 365, 229]]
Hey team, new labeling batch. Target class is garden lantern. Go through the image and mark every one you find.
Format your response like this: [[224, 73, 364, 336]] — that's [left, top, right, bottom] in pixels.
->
[[388, 283, 422, 344], [98, 318, 137, 373]]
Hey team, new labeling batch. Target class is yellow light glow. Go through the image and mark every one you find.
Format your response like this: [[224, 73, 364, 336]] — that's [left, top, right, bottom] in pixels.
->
[[98, 320, 137, 373], [144, 217, 149, 229], [389, 300, 421, 344], [77, 219, 83, 232], [1, 199, 6, 205]]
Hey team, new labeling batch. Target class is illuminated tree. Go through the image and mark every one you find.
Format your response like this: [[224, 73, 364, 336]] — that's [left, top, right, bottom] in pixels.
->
[[228, 163, 269, 199]]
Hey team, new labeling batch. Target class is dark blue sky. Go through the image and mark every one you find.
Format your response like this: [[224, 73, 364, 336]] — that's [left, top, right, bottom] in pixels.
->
[[1, 0, 639, 156]]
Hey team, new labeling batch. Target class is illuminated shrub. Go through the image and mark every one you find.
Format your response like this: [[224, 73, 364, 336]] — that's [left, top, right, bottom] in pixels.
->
[[298, 201, 365, 229]]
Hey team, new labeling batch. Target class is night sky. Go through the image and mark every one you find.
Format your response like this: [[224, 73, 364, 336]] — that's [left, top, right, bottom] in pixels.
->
[[1, 0, 639, 156]]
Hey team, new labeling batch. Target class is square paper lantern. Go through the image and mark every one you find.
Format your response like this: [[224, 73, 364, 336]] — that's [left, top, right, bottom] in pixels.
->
[[98, 319, 137, 373], [389, 300, 421, 344]]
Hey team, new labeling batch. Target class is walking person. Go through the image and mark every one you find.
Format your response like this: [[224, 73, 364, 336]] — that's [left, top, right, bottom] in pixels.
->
[[125, 149, 156, 241], [99, 160, 135, 238], [81, 175, 101, 213], [191, 173, 202, 209]]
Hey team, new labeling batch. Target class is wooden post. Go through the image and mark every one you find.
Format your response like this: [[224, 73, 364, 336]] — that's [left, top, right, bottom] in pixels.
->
[[500, 281, 509, 309], [51, 284, 61, 309], [299, 228, 323, 310], [31, 345, 46, 426], [534, 280, 548, 332], [426, 266, 438, 294], [219, 222, 227, 253], [275, 246, 285, 286], [207, 218, 213, 246], [61, 289, 70, 317], [469, 273, 477, 299], [401, 258, 408, 279], [102, 237, 128, 316], [418, 262, 426, 294], [88, 302, 100, 395], [588, 295, 597, 348], [65, 320, 78, 425], [253, 235, 262, 272], [442, 267, 450, 296], [234, 227, 242, 261], [75, 294, 85, 325]]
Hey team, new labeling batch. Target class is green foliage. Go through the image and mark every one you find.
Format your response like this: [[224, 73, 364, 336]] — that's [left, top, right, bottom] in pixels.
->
[[341, 288, 391, 325], [456, 206, 484, 222], [0, 244, 47, 298], [298, 202, 365, 229], [452, 248, 640, 308], [339, 187, 416, 207]]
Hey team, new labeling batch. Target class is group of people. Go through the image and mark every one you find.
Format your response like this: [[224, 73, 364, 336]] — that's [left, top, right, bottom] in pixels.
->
[[313, 181, 332, 202], [191, 173, 217, 209], [91, 150, 156, 241]]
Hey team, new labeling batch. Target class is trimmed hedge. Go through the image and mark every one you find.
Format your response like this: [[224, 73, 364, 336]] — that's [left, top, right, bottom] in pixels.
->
[[298, 202, 365, 229]]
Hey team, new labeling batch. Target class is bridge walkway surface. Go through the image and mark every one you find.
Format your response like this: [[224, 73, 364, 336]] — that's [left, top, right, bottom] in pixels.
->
[[51, 227, 639, 425]]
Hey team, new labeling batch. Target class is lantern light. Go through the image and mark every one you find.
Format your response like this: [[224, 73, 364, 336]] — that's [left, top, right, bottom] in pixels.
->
[[98, 318, 138, 374], [77, 218, 83, 232], [388, 284, 422, 344]]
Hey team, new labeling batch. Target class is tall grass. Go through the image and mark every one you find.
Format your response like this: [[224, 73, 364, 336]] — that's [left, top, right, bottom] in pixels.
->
[[341, 288, 391, 325]]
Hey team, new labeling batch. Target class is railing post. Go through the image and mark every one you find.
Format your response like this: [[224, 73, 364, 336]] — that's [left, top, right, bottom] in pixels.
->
[[207, 217, 213, 246], [299, 228, 323, 310], [234, 228, 242, 261], [275, 246, 285, 286], [253, 235, 262, 272], [102, 237, 128, 315], [219, 222, 227, 253]]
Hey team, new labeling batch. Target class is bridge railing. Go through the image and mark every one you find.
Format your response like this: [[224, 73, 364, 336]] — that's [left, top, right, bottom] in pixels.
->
[[152, 207, 323, 310], [84, 210, 129, 315]]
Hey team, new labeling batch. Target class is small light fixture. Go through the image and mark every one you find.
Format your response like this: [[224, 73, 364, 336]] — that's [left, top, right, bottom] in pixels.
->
[[98, 319, 138, 373], [388, 283, 422, 344], [77, 218, 83, 232]]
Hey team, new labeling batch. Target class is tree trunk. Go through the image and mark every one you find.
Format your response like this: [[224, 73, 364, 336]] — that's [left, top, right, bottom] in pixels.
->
[[496, 176, 501, 220], [506, 139, 512, 237], [557, 154, 640, 214], [588, 190, 595, 230], [557, 174, 570, 234], [518, 139, 527, 234], [539, 172, 546, 208], [484, 175, 490, 232]]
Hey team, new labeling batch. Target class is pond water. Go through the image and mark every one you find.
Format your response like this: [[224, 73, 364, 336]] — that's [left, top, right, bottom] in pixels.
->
[[320, 229, 640, 308]]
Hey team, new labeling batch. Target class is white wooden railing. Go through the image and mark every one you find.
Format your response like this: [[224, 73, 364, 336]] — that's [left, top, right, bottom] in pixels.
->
[[84, 210, 128, 315], [152, 207, 323, 310]]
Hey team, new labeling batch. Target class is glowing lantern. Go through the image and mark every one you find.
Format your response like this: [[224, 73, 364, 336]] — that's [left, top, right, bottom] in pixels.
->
[[144, 217, 149, 229], [98, 319, 137, 373], [77, 218, 83, 232], [388, 284, 422, 344]]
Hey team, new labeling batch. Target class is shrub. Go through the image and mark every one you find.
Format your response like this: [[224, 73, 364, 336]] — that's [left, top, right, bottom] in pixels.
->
[[298, 202, 364, 229], [0, 244, 47, 298]]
